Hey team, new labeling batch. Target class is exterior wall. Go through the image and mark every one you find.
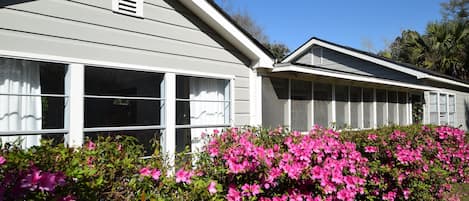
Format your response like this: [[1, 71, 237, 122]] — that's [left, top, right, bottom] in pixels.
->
[[0, 0, 253, 126], [295, 46, 421, 84]]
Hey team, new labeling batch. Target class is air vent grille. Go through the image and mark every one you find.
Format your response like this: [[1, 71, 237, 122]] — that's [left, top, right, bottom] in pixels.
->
[[112, 0, 143, 17]]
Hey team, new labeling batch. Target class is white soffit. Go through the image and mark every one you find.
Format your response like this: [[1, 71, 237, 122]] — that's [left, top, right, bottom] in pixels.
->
[[180, 0, 274, 68]]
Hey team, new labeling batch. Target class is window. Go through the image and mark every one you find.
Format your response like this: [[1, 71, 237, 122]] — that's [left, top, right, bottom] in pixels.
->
[[83, 67, 164, 155], [362, 88, 373, 128], [291, 80, 312, 131], [112, 0, 144, 17], [376, 89, 387, 127], [398, 92, 408, 125], [335, 85, 349, 129], [176, 76, 230, 153], [429, 92, 456, 126], [0, 58, 67, 148], [350, 86, 362, 128], [314, 83, 332, 128]]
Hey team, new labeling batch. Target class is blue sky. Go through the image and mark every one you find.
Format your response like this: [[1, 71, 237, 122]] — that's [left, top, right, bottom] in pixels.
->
[[215, 0, 444, 53]]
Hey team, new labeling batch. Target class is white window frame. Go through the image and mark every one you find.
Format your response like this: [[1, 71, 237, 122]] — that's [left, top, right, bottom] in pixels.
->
[[428, 91, 456, 126]]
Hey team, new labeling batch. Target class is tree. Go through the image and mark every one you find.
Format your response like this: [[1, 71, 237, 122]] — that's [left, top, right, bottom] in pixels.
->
[[216, 0, 290, 61], [381, 0, 469, 80], [441, 0, 469, 21]]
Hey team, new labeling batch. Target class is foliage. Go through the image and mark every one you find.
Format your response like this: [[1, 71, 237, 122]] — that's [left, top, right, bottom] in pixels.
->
[[216, 0, 290, 60], [380, 0, 469, 80], [342, 124, 469, 201], [0, 125, 467, 200]]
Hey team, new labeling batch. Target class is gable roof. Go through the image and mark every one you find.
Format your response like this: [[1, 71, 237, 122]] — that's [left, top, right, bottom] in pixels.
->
[[180, 0, 274, 68], [282, 37, 469, 88]]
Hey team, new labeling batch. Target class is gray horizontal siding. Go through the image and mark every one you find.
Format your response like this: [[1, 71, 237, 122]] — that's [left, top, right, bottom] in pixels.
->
[[295, 47, 420, 84], [0, 0, 253, 125]]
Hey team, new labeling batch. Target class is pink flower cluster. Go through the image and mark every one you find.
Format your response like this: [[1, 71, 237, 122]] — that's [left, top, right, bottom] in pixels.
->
[[175, 168, 194, 184], [139, 167, 161, 181], [206, 126, 369, 201]]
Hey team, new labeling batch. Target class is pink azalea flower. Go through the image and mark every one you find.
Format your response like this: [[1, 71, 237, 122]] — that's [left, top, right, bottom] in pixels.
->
[[151, 169, 161, 181], [364, 146, 378, 153], [403, 189, 410, 200], [227, 186, 242, 201], [86, 141, 96, 150], [175, 168, 193, 184], [0, 156, 6, 165], [208, 181, 217, 195], [21, 168, 42, 190], [139, 167, 151, 177], [367, 134, 378, 141]]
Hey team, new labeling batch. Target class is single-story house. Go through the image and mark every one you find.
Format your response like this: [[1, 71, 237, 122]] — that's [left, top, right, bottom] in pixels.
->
[[0, 0, 468, 156]]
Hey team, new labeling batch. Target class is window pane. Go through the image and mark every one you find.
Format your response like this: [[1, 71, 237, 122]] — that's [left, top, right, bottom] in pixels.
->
[[398, 92, 407, 125], [363, 88, 373, 128], [0, 58, 66, 133], [376, 89, 387, 127], [335, 85, 349, 129], [429, 93, 438, 124], [350, 86, 362, 128], [388, 91, 397, 125], [86, 130, 161, 156], [85, 67, 163, 98], [411, 94, 424, 124], [176, 76, 230, 127], [440, 94, 447, 113], [314, 83, 332, 128], [262, 78, 289, 128], [449, 95, 455, 113], [85, 98, 161, 127], [291, 80, 312, 131]]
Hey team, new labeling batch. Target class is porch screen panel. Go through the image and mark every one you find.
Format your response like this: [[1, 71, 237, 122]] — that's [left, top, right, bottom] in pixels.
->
[[429, 92, 438, 124], [449, 95, 455, 126], [376, 89, 387, 127], [398, 92, 408, 125], [388, 91, 397, 125], [439, 94, 448, 125], [363, 88, 373, 128], [314, 83, 332, 128], [262, 78, 289, 128], [335, 85, 349, 129], [291, 80, 312, 131], [350, 86, 362, 128]]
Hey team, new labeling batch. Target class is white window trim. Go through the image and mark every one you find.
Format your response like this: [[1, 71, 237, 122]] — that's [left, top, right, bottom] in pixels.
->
[[428, 91, 456, 126]]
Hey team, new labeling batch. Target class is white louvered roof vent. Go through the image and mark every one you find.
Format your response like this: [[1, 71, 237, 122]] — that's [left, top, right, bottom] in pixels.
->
[[112, 0, 143, 18]]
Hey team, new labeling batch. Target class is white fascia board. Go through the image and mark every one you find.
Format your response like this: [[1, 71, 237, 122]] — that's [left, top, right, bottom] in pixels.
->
[[426, 75, 469, 89], [284, 39, 429, 79], [180, 0, 274, 68], [272, 65, 439, 91]]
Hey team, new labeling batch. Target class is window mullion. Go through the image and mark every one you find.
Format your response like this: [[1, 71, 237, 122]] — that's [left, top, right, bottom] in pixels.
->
[[163, 73, 176, 167], [66, 63, 84, 147]]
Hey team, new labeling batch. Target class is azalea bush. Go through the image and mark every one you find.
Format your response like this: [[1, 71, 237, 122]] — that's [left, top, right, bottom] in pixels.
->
[[0, 125, 467, 201], [342, 125, 469, 201]]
